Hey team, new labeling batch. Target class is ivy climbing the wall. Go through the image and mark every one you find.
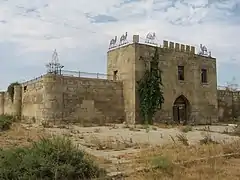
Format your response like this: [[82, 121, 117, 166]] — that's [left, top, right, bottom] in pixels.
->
[[137, 47, 164, 125], [7, 82, 20, 102]]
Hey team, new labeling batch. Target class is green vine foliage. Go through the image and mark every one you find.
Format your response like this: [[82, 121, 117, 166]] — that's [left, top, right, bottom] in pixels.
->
[[7, 82, 20, 102], [137, 47, 164, 125]]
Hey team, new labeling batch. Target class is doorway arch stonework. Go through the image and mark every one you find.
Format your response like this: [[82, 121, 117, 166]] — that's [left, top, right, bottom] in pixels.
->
[[172, 95, 191, 124]]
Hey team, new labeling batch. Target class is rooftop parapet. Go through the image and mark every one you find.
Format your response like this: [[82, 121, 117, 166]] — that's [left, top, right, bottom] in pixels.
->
[[162, 40, 195, 54], [163, 40, 168, 48]]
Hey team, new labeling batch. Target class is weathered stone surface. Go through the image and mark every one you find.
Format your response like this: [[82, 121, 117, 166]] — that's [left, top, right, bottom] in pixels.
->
[[0, 35, 238, 125], [0, 74, 125, 125], [21, 79, 44, 123], [40, 75, 125, 125], [0, 85, 22, 116], [107, 44, 136, 124], [107, 41, 218, 124], [217, 90, 240, 121]]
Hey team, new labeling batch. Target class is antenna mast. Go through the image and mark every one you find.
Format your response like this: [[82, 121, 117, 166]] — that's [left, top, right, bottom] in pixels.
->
[[46, 49, 64, 75]]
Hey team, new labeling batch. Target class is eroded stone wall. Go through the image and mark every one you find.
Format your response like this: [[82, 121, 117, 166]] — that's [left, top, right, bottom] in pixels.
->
[[107, 44, 136, 124], [0, 74, 125, 125], [21, 78, 44, 123], [217, 90, 240, 121], [0, 85, 22, 116], [41, 74, 125, 125], [3, 92, 14, 115]]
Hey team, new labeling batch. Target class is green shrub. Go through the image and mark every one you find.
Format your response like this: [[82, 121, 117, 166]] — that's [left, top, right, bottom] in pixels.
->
[[181, 125, 193, 133], [0, 115, 14, 131], [151, 156, 174, 175], [0, 137, 106, 180]]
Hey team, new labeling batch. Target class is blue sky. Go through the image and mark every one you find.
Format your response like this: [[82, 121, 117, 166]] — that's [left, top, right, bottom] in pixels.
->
[[0, 0, 240, 90]]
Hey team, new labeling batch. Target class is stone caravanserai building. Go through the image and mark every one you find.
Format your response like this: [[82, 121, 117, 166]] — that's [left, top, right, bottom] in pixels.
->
[[0, 34, 239, 125], [108, 35, 218, 124]]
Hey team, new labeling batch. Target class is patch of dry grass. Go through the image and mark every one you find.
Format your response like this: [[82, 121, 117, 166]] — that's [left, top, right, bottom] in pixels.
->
[[83, 135, 149, 151], [180, 125, 193, 133], [3, 123, 240, 180], [233, 124, 240, 136], [125, 140, 240, 180], [154, 123, 179, 129], [176, 133, 189, 146], [218, 124, 240, 137], [129, 126, 141, 132], [41, 120, 53, 128], [0, 123, 48, 149], [199, 131, 219, 145]]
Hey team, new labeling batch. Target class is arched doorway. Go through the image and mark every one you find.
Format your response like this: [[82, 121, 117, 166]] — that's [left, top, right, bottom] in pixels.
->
[[173, 95, 190, 124]]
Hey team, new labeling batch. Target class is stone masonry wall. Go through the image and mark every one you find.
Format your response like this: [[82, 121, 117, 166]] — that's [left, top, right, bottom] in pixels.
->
[[107, 37, 218, 124], [217, 90, 240, 122], [107, 44, 136, 124], [21, 78, 45, 123], [41, 74, 125, 125], [0, 85, 22, 116], [135, 43, 218, 124], [134, 44, 216, 124], [3, 92, 13, 115]]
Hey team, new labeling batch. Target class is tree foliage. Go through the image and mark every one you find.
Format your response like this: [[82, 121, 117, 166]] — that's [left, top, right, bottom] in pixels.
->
[[137, 47, 164, 125]]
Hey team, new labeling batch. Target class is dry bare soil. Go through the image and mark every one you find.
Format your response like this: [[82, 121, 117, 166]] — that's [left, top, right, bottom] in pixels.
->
[[1, 123, 240, 180]]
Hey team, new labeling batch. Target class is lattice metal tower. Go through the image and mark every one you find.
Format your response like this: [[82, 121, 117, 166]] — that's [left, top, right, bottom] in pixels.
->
[[46, 49, 64, 75]]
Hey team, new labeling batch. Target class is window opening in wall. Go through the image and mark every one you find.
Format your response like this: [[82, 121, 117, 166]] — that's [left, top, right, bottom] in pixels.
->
[[201, 69, 207, 83], [178, 66, 184, 81], [23, 86, 27, 92], [113, 70, 118, 80]]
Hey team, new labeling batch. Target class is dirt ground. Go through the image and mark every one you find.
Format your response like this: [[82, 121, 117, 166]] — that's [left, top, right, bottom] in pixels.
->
[[1, 123, 240, 179], [0, 123, 48, 148]]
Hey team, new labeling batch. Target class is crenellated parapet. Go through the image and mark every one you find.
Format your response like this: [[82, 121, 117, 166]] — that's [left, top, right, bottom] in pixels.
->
[[163, 40, 195, 54]]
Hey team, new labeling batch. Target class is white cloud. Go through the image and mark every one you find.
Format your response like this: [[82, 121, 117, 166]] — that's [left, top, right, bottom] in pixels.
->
[[0, 0, 240, 89]]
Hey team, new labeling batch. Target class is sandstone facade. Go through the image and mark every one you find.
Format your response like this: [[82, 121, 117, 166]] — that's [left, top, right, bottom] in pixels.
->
[[0, 75, 124, 125], [108, 37, 218, 124], [0, 35, 238, 124], [218, 90, 240, 122]]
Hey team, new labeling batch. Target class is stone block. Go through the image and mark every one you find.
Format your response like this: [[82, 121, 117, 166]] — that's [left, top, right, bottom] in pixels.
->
[[180, 44, 185, 52], [169, 42, 174, 49], [175, 43, 180, 51], [163, 40, 168, 48], [190, 46, 195, 54], [186, 45, 190, 52]]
